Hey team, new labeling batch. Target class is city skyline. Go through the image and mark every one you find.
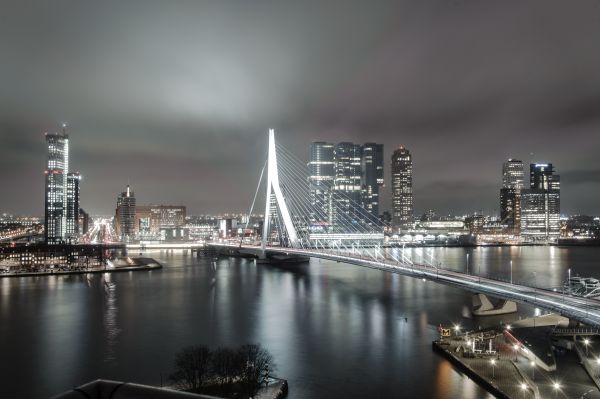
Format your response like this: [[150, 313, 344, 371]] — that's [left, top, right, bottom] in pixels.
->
[[2, 1, 600, 216]]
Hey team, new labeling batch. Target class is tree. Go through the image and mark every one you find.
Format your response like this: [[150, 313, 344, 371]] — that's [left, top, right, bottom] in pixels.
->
[[237, 343, 275, 396], [169, 345, 212, 391], [211, 347, 242, 388]]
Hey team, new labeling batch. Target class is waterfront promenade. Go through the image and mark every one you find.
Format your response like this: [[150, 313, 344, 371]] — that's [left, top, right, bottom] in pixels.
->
[[435, 330, 600, 399], [0, 257, 162, 278]]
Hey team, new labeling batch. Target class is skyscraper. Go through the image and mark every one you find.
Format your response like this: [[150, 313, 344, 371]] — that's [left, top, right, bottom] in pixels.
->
[[361, 143, 384, 218], [44, 128, 70, 244], [332, 142, 362, 227], [520, 163, 560, 242], [308, 142, 335, 223], [499, 159, 524, 232], [115, 185, 136, 242], [65, 172, 81, 240], [391, 146, 413, 231]]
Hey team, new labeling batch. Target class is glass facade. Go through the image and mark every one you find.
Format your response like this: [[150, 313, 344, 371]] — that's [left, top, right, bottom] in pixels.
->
[[499, 159, 524, 232], [115, 185, 136, 242], [65, 172, 80, 239], [332, 142, 363, 228], [391, 146, 413, 231], [308, 142, 334, 223], [520, 163, 560, 242], [44, 132, 71, 244], [361, 143, 384, 219]]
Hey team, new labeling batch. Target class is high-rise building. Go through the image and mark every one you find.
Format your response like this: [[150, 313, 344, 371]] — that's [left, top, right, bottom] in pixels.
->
[[308, 142, 335, 223], [115, 185, 136, 242], [44, 128, 70, 244], [65, 172, 81, 240], [520, 163, 560, 242], [361, 143, 384, 218], [499, 159, 524, 232], [332, 142, 363, 227], [391, 146, 413, 231]]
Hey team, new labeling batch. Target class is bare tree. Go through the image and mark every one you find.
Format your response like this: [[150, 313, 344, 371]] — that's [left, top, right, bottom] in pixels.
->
[[169, 345, 212, 391], [211, 347, 242, 388], [237, 343, 275, 396]]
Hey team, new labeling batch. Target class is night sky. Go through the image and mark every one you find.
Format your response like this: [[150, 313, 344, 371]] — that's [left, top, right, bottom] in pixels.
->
[[1, 0, 599, 216]]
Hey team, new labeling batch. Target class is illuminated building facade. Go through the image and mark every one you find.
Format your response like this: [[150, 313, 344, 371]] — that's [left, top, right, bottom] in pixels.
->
[[361, 143, 384, 219], [308, 141, 384, 229], [391, 146, 413, 231], [135, 205, 186, 240], [520, 163, 560, 242], [332, 142, 363, 227], [115, 185, 136, 242], [65, 172, 81, 240], [308, 142, 334, 223], [499, 159, 524, 232], [44, 130, 70, 244]]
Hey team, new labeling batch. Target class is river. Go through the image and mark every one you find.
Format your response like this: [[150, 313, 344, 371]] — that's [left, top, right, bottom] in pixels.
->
[[1, 246, 599, 398]]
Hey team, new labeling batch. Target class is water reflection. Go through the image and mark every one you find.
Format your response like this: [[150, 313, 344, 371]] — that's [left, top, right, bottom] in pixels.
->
[[102, 273, 120, 362], [0, 246, 598, 398]]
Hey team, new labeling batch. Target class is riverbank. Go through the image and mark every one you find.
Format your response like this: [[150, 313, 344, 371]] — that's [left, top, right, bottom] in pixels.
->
[[0, 257, 162, 278]]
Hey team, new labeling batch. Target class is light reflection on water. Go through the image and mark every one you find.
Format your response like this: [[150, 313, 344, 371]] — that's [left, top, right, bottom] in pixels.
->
[[0, 246, 599, 398], [102, 273, 120, 362]]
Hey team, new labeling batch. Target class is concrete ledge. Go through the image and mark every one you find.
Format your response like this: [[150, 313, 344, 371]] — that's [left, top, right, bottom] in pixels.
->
[[0, 258, 162, 279], [432, 341, 511, 399], [50, 379, 222, 399]]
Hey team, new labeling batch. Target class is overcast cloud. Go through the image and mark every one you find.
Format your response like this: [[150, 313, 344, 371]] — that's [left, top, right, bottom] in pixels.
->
[[1, 0, 599, 216]]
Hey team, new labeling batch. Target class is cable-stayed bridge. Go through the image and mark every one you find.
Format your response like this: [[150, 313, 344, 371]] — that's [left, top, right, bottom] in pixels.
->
[[209, 130, 600, 329]]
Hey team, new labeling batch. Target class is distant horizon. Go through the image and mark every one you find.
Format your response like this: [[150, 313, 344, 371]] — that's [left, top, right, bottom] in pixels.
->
[[3, 130, 596, 217]]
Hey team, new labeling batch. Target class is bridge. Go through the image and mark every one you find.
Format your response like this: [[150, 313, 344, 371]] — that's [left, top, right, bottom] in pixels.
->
[[209, 130, 600, 329]]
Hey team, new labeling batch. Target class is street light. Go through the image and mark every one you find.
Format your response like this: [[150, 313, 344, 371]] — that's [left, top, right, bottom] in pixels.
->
[[513, 344, 519, 361], [454, 324, 461, 336], [530, 360, 536, 379], [510, 259, 513, 284], [584, 338, 591, 356], [520, 383, 527, 399], [490, 358, 496, 379], [552, 381, 561, 398]]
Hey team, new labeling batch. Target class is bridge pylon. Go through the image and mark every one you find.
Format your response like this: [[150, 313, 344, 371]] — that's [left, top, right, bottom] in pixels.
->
[[261, 129, 299, 255]]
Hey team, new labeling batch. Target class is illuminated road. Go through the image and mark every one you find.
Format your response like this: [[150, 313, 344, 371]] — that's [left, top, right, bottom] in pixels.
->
[[209, 242, 600, 329]]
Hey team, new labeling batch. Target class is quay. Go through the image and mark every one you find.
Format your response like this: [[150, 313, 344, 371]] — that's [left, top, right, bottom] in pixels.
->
[[0, 257, 162, 278], [434, 326, 600, 399]]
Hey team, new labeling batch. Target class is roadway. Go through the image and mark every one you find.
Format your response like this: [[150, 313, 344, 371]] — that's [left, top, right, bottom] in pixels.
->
[[209, 242, 600, 329]]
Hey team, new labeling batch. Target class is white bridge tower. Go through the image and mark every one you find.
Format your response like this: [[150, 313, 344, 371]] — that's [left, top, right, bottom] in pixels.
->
[[261, 129, 299, 251]]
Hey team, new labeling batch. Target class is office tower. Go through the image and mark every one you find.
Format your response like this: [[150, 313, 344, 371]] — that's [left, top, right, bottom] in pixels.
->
[[115, 185, 136, 242], [308, 142, 335, 223], [391, 146, 413, 231], [44, 129, 69, 244], [499, 159, 524, 232], [332, 142, 363, 227], [361, 143, 384, 218], [520, 163, 560, 242], [65, 172, 81, 240]]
